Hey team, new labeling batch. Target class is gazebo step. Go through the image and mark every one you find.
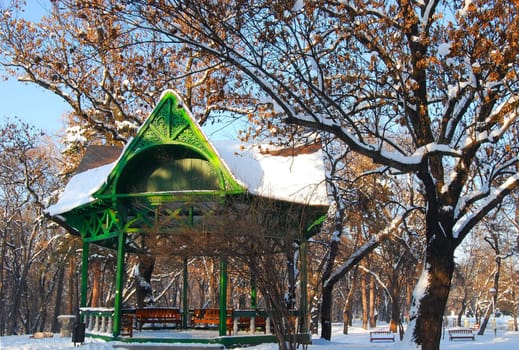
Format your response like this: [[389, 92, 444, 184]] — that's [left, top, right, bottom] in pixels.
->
[[113, 345, 224, 350]]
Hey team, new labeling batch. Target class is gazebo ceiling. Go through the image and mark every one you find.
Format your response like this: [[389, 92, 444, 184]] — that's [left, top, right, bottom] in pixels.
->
[[117, 144, 222, 194]]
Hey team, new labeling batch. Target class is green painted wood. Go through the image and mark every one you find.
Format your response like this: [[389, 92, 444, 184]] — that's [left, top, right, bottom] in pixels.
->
[[106, 333, 278, 347], [182, 258, 189, 329], [250, 275, 257, 309], [113, 231, 126, 337], [300, 240, 308, 333], [99, 90, 244, 199], [53, 90, 326, 348], [219, 258, 228, 337], [80, 241, 89, 323], [58, 90, 246, 246]]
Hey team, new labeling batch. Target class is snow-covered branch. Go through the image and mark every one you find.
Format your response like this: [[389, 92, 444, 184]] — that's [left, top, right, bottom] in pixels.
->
[[323, 214, 404, 289], [454, 173, 519, 240]]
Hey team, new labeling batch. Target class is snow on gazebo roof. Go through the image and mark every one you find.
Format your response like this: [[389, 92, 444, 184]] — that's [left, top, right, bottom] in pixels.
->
[[47, 90, 329, 217], [213, 140, 328, 206], [47, 140, 328, 217]]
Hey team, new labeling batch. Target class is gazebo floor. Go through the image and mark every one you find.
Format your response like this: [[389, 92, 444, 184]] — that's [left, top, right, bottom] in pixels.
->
[[88, 328, 278, 348]]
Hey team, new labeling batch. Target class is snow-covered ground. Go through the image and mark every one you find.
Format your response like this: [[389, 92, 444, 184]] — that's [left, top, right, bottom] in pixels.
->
[[1, 321, 517, 350]]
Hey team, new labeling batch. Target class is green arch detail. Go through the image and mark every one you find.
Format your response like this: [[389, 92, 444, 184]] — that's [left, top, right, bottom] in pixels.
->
[[96, 90, 244, 199]]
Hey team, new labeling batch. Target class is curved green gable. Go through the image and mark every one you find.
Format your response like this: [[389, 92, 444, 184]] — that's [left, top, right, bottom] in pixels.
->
[[97, 90, 245, 201]]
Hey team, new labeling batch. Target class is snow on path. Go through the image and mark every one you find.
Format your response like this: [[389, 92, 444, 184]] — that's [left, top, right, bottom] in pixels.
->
[[1, 323, 518, 350]]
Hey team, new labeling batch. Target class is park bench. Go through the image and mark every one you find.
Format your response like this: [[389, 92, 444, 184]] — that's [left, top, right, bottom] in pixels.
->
[[191, 308, 233, 334], [448, 328, 475, 341], [369, 330, 395, 342], [235, 315, 267, 333], [135, 308, 182, 331], [120, 313, 134, 337]]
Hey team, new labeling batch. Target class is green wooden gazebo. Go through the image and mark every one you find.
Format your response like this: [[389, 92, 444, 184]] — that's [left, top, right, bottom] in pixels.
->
[[47, 90, 328, 346]]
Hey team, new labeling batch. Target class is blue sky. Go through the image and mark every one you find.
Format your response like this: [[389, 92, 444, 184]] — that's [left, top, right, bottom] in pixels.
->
[[0, 1, 242, 140], [0, 0, 69, 134], [0, 77, 70, 133]]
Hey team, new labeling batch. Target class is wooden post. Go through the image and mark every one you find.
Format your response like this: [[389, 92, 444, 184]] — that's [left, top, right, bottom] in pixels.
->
[[182, 258, 189, 329], [300, 239, 308, 333], [219, 258, 228, 336], [112, 231, 126, 337], [80, 241, 89, 323], [250, 274, 257, 309]]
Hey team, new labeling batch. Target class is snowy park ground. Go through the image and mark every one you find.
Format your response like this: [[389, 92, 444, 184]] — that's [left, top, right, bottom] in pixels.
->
[[1, 319, 517, 350]]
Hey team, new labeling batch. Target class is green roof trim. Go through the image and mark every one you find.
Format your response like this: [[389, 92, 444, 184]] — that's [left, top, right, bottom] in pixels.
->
[[96, 90, 245, 200]]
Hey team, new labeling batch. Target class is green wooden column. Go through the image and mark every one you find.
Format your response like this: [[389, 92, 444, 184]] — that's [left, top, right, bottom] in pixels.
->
[[112, 231, 126, 337], [182, 258, 189, 329], [250, 275, 257, 309], [80, 241, 90, 323], [219, 257, 228, 336], [299, 240, 308, 333]]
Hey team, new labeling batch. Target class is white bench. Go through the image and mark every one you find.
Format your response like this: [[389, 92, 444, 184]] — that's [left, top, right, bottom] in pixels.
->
[[369, 330, 395, 342], [448, 328, 475, 341]]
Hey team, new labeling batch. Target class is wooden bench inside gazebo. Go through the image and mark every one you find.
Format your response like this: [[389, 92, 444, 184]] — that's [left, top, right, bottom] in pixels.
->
[[47, 90, 328, 347]]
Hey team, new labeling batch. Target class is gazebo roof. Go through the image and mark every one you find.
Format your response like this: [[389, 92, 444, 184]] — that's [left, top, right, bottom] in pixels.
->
[[48, 90, 328, 218]]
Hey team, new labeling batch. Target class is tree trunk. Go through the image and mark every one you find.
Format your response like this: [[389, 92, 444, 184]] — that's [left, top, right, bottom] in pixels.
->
[[320, 282, 333, 340], [208, 258, 218, 306], [135, 255, 155, 308], [8, 260, 31, 334], [389, 278, 401, 333], [320, 229, 341, 340], [457, 296, 467, 327], [91, 259, 101, 307], [369, 276, 376, 328], [477, 304, 492, 335], [67, 256, 75, 315], [478, 233, 502, 336], [361, 272, 368, 329], [0, 227, 7, 336], [402, 238, 455, 350], [51, 264, 65, 332], [286, 249, 296, 309], [342, 271, 357, 334], [309, 296, 319, 334]]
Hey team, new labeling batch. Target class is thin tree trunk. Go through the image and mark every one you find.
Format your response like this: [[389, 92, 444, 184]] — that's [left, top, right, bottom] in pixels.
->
[[477, 304, 492, 335], [361, 272, 368, 329], [320, 228, 341, 340], [369, 276, 376, 328], [135, 255, 155, 308], [208, 258, 218, 306], [457, 296, 467, 327], [478, 233, 502, 336], [8, 260, 31, 334], [389, 273, 401, 333], [286, 249, 296, 309], [67, 256, 75, 315], [51, 264, 65, 332], [91, 259, 101, 307], [0, 226, 7, 336], [342, 270, 357, 334]]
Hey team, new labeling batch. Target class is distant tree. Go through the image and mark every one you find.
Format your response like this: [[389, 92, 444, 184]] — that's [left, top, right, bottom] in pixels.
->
[[0, 118, 63, 335], [447, 232, 487, 327], [95, 1, 519, 349], [316, 140, 420, 339]]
